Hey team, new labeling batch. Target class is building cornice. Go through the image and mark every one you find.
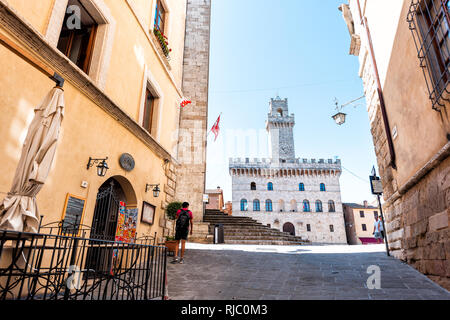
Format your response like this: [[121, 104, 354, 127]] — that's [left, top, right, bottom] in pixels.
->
[[0, 0, 179, 165]]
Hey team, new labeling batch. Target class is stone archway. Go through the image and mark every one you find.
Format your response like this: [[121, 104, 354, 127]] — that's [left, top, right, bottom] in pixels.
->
[[90, 176, 138, 240], [86, 176, 138, 273], [283, 222, 295, 236]]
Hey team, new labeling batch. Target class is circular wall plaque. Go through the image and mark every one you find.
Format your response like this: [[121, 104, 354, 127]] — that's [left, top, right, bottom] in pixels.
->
[[119, 153, 135, 172]]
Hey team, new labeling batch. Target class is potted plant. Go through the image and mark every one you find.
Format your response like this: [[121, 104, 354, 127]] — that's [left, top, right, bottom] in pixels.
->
[[164, 202, 182, 253]]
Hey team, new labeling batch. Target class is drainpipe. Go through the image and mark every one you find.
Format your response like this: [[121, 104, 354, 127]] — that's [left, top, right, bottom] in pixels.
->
[[356, 0, 397, 170]]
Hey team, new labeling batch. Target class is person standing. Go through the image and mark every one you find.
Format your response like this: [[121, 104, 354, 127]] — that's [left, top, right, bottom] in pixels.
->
[[171, 202, 193, 264], [378, 216, 385, 242], [373, 214, 382, 244]]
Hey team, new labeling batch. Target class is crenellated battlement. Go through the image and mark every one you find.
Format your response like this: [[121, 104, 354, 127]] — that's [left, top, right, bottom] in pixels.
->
[[229, 157, 342, 177], [230, 157, 341, 166]]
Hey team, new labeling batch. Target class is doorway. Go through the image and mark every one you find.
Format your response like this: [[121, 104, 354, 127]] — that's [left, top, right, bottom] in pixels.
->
[[283, 222, 295, 236], [85, 178, 128, 275]]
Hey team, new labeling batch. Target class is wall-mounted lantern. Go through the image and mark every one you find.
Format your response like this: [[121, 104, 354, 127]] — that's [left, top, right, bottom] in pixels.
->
[[146, 184, 161, 198], [87, 157, 109, 177]]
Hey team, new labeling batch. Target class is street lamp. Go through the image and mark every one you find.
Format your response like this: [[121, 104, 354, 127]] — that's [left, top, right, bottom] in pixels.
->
[[332, 95, 365, 125], [332, 112, 347, 125], [87, 157, 109, 177]]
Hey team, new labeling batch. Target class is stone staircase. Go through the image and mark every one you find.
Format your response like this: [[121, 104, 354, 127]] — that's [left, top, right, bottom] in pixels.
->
[[203, 209, 309, 245]]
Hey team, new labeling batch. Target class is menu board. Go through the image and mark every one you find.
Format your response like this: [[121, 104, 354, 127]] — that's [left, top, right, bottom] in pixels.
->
[[61, 194, 86, 235]]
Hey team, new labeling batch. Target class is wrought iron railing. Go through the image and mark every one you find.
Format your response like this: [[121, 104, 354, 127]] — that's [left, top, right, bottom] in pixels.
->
[[0, 229, 167, 300], [407, 0, 450, 110]]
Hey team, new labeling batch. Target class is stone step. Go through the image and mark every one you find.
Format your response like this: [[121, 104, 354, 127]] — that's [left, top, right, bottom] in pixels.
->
[[224, 240, 305, 245], [204, 217, 254, 221], [225, 235, 299, 241], [204, 210, 307, 246]]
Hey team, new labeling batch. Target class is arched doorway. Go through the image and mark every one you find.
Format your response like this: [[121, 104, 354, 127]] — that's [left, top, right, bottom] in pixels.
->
[[86, 176, 137, 273], [283, 222, 295, 236]]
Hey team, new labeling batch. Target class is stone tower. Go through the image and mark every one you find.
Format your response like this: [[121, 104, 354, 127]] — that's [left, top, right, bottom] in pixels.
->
[[176, 0, 212, 223], [266, 97, 296, 163]]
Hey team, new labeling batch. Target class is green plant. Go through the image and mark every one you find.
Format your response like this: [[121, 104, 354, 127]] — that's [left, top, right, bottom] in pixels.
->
[[165, 236, 176, 241], [153, 27, 172, 58], [166, 201, 182, 221]]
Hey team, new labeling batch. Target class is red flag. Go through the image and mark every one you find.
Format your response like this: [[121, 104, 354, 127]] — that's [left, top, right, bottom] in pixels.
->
[[180, 98, 192, 108], [210, 115, 221, 141]]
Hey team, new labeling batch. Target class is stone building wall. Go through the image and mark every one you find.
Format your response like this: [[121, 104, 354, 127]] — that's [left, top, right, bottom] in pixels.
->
[[345, 0, 450, 289], [230, 158, 347, 244], [176, 0, 211, 223]]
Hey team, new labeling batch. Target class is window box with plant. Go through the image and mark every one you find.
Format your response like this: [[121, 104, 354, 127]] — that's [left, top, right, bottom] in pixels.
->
[[153, 27, 172, 59]]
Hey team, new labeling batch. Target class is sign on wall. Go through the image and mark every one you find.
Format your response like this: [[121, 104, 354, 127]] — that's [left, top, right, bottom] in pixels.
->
[[141, 201, 156, 225], [61, 194, 86, 235]]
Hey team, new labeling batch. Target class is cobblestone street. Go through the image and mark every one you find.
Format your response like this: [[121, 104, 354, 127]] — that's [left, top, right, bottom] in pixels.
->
[[167, 244, 450, 300]]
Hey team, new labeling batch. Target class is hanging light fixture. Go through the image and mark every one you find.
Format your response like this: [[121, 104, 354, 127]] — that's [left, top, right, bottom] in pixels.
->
[[332, 96, 365, 126], [87, 157, 109, 177], [332, 112, 347, 125], [146, 184, 161, 197]]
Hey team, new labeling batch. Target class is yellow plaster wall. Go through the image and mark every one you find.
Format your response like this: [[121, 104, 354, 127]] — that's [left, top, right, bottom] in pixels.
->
[[0, 0, 189, 240], [352, 208, 379, 238], [5, 0, 56, 35], [380, 1, 450, 187], [0, 46, 166, 238]]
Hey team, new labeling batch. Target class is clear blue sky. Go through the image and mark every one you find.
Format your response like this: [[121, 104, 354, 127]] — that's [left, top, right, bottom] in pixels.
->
[[205, 0, 379, 205]]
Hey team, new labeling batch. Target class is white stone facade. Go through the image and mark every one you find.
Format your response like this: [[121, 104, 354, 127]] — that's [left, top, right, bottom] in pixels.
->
[[229, 97, 347, 244]]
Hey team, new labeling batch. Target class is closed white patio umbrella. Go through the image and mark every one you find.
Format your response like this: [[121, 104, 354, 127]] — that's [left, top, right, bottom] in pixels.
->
[[0, 86, 65, 233]]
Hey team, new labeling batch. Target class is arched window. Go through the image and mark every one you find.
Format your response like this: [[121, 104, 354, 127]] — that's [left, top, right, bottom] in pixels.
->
[[320, 183, 326, 192], [253, 199, 260, 211], [303, 200, 310, 212], [277, 108, 283, 117], [278, 200, 285, 212], [240, 199, 248, 212], [328, 200, 336, 212], [266, 200, 273, 212], [299, 183, 305, 191], [290, 200, 297, 212], [268, 182, 274, 191], [251, 182, 256, 190], [316, 200, 323, 212]]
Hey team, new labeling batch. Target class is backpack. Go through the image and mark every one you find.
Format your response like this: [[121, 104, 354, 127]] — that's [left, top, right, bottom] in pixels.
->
[[176, 210, 191, 231]]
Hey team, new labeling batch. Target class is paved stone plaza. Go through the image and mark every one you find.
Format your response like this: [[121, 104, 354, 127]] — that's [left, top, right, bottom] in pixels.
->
[[167, 244, 450, 300]]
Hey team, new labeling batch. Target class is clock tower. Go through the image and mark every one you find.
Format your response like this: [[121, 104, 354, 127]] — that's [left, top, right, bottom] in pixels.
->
[[266, 97, 296, 163]]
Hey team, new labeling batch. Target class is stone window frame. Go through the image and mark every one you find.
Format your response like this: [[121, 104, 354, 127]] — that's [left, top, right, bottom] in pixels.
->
[[329, 225, 335, 233], [315, 200, 323, 213], [250, 182, 257, 191], [328, 200, 336, 212], [253, 199, 260, 212], [303, 200, 311, 212], [138, 65, 164, 141], [299, 183, 305, 191], [267, 182, 274, 191], [320, 183, 326, 192], [45, 0, 116, 90], [240, 199, 248, 212], [265, 200, 273, 212], [306, 224, 311, 232]]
